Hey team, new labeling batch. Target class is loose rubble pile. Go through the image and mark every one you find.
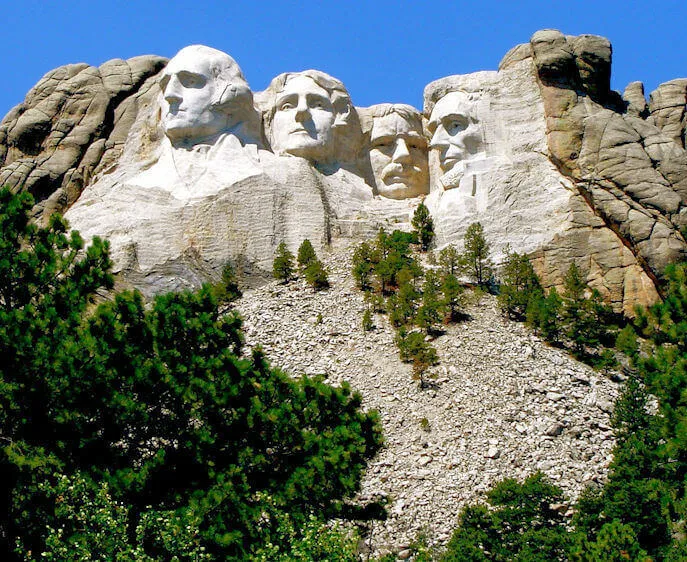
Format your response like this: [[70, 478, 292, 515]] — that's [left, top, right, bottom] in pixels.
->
[[236, 241, 620, 556]]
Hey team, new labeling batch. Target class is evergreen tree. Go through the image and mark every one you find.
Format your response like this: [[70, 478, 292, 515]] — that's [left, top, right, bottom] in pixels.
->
[[297, 239, 318, 271], [561, 263, 614, 357], [0, 187, 114, 557], [211, 262, 242, 305], [443, 473, 572, 561], [389, 278, 420, 327], [372, 228, 418, 293], [461, 222, 493, 287], [442, 272, 464, 322], [351, 241, 375, 291], [304, 258, 330, 290], [417, 270, 444, 334], [273, 241, 295, 283], [498, 248, 542, 320], [438, 244, 460, 277], [361, 308, 374, 332], [526, 287, 563, 344], [411, 202, 434, 251], [0, 189, 383, 559]]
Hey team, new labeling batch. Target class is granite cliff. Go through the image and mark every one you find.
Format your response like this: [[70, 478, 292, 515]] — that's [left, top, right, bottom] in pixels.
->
[[0, 31, 685, 309]]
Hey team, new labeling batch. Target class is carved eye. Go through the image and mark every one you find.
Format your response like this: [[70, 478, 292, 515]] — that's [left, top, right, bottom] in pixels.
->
[[373, 140, 393, 150], [279, 102, 294, 111], [445, 117, 468, 135], [178, 72, 206, 88]]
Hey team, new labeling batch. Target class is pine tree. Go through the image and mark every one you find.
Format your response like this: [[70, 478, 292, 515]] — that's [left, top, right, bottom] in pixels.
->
[[389, 278, 420, 327], [211, 262, 242, 305], [498, 248, 542, 320], [411, 202, 435, 251], [527, 287, 563, 344], [297, 239, 317, 271], [444, 473, 572, 561], [461, 222, 493, 287], [417, 270, 444, 334], [442, 272, 464, 322], [304, 258, 329, 290], [438, 244, 460, 277], [273, 241, 295, 283], [351, 241, 374, 291], [561, 263, 613, 357], [0, 189, 383, 559]]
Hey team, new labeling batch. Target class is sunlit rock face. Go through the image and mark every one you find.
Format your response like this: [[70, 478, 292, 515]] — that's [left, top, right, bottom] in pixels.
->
[[423, 63, 580, 295], [359, 103, 429, 200], [159, 45, 262, 148], [2, 33, 685, 310], [257, 70, 362, 170]]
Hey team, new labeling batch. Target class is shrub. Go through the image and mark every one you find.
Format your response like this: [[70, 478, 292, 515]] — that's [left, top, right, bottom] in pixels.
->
[[411, 202, 435, 251], [273, 241, 295, 282], [297, 239, 318, 270]]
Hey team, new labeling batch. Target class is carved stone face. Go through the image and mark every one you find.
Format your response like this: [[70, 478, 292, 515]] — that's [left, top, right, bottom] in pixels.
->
[[160, 47, 241, 146], [369, 112, 428, 199], [428, 91, 484, 173], [270, 75, 336, 161]]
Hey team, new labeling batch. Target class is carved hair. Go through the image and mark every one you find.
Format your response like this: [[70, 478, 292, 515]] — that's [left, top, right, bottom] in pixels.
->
[[423, 82, 481, 117], [358, 103, 424, 137]]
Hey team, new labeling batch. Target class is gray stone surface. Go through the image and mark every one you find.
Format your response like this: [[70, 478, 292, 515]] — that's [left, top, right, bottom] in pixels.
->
[[0, 56, 167, 218], [236, 244, 620, 555], [1, 34, 686, 312]]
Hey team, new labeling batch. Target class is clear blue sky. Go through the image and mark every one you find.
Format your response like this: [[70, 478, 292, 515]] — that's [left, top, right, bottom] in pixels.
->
[[2, 0, 685, 118]]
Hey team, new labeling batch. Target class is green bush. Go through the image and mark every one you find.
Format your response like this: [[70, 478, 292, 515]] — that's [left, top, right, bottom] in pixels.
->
[[273, 241, 295, 282], [411, 202, 435, 251], [0, 188, 383, 559]]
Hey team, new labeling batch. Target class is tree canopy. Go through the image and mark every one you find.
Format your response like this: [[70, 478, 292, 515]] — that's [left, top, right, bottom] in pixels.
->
[[0, 187, 382, 560]]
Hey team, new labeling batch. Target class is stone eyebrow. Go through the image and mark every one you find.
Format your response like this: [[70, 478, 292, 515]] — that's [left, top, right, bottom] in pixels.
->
[[275, 92, 298, 106]]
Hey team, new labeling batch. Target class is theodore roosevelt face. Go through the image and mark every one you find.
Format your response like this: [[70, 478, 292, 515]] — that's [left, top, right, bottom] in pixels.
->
[[369, 110, 428, 199]]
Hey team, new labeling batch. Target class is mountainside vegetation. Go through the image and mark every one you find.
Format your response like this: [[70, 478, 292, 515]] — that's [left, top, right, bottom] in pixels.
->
[[0, 188, 381, 560], [4, 183, 687, 560]]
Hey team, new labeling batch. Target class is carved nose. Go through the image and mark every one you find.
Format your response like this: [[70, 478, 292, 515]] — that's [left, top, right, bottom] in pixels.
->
[[164, 76, 183, 104], [429, 127, 447, 149], [392, 139, 411, 163], [295, 101, 309, 123]]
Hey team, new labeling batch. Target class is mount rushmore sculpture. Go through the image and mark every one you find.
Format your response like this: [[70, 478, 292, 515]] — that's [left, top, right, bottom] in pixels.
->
[[1, 30, 686, 313]]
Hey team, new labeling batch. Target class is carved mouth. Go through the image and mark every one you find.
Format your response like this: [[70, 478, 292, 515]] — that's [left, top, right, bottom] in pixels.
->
[[441, 157, 460, 171]]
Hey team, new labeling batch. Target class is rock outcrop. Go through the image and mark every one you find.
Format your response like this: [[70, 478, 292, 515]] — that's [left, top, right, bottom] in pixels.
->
[[0, 32, 685, 311], [524, 29, 687, 313], [0, 56, 167, 219]]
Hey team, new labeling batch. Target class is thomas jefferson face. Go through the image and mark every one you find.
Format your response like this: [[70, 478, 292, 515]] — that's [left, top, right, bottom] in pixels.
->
[[369, 112, 428, 199], [160, 48, 230, 145], [270, 75, 336, 161], [428, 91, 484, 173]]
